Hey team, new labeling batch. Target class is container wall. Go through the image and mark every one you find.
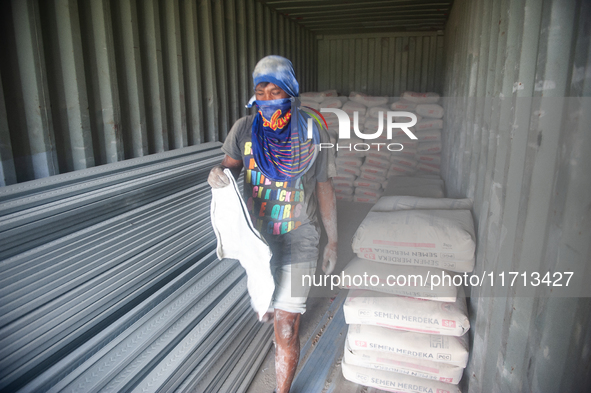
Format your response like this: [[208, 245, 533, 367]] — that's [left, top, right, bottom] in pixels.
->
[[443, 0, 591, 391], [0, 0, 318, 185], [317, 32, 445, 96]]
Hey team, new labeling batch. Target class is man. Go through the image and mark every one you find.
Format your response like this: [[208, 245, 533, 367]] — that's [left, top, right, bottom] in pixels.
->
[[208, 55, 337, 393]]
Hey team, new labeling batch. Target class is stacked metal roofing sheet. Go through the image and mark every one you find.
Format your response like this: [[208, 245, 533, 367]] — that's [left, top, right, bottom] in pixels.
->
[[0, 143, 272, 393]]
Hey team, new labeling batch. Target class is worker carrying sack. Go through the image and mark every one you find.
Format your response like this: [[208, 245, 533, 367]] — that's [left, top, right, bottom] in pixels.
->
[[347, 324, 470, 367], [343, 289, 470, 336], [352, 209, 476, 273]]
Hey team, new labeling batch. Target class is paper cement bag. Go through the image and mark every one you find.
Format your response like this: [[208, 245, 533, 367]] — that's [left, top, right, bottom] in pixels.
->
[[341, 361, 462, 393], [340, 257, 457, 302], [344, 341, 464, 384], [416, 104, 444, 119], [383, 184, 445, 199], [343, 289, 470, 336], [335, 185, 354, 195], [336, 194, 354, 202], [371, 196, 473, 212], [390, 100, 418, 111], [336, 156, 364, 167], [347, 324, 470, 367], [401, 91, 440, 104], [354, 179, 383, 191], [355, 187, 384, 198], [354, 195, 380, 204], [352, 210, 476, 272]]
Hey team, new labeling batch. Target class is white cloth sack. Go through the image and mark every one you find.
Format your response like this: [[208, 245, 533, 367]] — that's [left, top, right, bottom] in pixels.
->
[[371, 196, 473, 212], [343, 341, 464, 384], [210, 169, 274, 320], [341, 257, 457, 301], [352, 210, 476, 272], [402, 91, 440, 104], [343, 289, 470, 336], [416, 104, 444, 119], [342, 361, 461, 393], [347, 324, 470, 367]]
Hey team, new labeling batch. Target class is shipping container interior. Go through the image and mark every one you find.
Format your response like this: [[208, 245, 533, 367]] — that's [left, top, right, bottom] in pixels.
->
[[0, 0, 590, 392]]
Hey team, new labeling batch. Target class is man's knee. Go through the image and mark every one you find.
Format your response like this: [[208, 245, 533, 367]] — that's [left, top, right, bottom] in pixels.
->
[[274, 310, 300, 344]]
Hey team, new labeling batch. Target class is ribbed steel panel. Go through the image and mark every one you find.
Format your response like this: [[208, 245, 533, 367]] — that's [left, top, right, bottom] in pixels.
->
[[442, 0, 591, 391], [0, 0, 318, 185], [0, 145, 272, 393], [317, 32, 445, 96]]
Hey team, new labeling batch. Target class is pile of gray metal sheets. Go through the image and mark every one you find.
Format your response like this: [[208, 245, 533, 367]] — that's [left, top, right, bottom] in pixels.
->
[[0, 143, 273, 393]]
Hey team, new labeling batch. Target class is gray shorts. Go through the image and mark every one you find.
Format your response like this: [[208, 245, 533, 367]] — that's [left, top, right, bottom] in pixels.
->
[[264, 223, 320, 314], [270, 261, 317, 314]]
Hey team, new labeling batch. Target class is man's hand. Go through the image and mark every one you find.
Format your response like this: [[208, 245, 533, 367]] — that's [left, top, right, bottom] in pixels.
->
[[208, 165, 231, 188], [322, 241, 337, 274]]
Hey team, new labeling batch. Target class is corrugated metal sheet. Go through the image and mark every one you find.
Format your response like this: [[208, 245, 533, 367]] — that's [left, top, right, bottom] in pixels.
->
[[0, 0, 318, 185], [442, 0, 591, 391], [258, 0, 454, 35], [317, 32, 445, 96]]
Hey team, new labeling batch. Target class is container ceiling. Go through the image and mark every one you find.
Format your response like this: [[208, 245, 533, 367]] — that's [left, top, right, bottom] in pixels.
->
[[257, 0, 453, 35]]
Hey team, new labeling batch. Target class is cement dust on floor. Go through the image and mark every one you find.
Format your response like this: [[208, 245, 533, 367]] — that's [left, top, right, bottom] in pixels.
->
[[246, 201, 374, 393]]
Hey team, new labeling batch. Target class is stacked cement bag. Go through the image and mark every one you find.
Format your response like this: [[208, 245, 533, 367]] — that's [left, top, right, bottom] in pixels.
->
[[340, 196, 474, 391], [309, 90, 445, 202], [396, 91, 443, 176]]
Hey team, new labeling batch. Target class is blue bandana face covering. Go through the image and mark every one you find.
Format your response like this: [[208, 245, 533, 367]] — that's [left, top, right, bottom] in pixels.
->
[[246, 56, 321, 181]]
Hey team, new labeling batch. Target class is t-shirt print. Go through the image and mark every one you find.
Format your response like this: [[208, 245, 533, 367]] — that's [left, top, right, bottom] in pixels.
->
[[243, 140, 308, 236]]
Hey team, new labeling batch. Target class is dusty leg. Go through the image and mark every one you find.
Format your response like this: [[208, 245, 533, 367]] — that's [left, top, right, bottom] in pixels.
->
[[274, 309, 301, 393]]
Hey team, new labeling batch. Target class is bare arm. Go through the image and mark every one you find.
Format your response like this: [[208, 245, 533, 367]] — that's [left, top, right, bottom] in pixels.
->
[[316, 179, 338, 274], [207, 155, 243, 188]]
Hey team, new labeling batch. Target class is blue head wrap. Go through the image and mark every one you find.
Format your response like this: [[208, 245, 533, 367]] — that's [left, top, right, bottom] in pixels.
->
[[245, 56, 321, 181]]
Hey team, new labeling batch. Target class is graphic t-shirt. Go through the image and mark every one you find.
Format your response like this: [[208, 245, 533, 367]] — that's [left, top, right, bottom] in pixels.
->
[[222, 114, 336, 238]]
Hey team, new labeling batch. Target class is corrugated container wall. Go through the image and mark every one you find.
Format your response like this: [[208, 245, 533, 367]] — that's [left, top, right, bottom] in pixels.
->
[[317, 32, 445, 97], [0, 0, 318, 185], [316, 0, 591, 391], [443, 0, 591, 392]]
